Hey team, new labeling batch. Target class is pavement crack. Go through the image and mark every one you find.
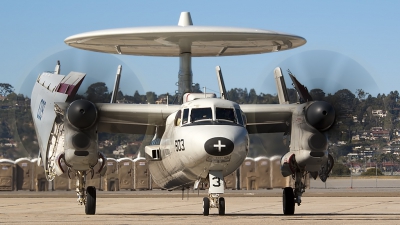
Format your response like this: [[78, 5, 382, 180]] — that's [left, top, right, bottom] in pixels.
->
[[333, 200, 389, 213]]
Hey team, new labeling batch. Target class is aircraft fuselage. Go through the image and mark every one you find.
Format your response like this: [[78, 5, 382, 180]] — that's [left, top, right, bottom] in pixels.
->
[[147, 98, 249, 189]]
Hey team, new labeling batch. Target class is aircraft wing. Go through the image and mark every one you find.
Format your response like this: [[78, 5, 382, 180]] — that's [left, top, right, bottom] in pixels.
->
[[240, 104, 296, 134], [96, 103, 181, 134]]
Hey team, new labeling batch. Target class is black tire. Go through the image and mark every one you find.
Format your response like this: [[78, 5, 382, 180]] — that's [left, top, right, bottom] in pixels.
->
[[218, 197, 225, 215], [283, 187, 295, 215], [85, 186, 96, 215], [203, 197, 210, 216]]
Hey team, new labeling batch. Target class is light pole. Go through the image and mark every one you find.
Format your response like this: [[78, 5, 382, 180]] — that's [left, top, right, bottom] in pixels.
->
[[374, 152, 383, 188], [347, 155, 353, 189], [350, 162, 353, 189], [375, 158, 378, 188]]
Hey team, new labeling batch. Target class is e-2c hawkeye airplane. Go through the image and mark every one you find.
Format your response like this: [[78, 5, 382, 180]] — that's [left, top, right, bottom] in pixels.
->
[[31, 12, 335, 215]]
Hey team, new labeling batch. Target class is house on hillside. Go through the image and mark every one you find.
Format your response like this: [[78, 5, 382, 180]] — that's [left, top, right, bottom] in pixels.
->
[[371, 130, 390, 140], [352, 135, 360, 141], [372, 110, 386, 117], [155, 97, 167, 104]]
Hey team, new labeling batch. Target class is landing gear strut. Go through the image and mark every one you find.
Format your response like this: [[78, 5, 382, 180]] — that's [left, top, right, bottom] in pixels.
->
[[203, 171, 225, 216], [76, 170, 96, 215], [283, 170, 306, 215]]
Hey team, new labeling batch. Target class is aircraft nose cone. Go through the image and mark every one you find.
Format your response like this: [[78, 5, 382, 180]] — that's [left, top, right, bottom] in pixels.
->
[[204, 137, 234, 156]]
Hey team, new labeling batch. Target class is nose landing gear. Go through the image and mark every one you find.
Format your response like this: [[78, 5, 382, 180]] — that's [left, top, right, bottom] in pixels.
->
[[202, 171, 225, 216]]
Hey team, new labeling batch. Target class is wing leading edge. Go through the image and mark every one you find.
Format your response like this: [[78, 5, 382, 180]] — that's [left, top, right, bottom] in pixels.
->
[[240, 104, 296, 134], [96, 103, 181, 134]]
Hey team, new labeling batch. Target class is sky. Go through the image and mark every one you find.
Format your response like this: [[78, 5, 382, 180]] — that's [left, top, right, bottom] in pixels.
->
[[1, 1, 400, 98]]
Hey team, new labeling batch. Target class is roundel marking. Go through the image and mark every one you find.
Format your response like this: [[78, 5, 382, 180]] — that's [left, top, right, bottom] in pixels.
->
[[204, 137, 234, 156]]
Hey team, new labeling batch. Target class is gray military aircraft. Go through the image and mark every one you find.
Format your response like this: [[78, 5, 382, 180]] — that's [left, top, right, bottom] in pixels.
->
[[31, 12, 335, 215]]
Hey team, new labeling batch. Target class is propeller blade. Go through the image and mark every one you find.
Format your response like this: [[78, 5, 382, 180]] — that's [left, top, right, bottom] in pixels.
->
[[288, 70, 313, 103]]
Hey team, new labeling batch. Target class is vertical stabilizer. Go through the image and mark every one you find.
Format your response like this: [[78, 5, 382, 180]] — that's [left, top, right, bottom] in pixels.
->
[[110, 65, 122, 103], [274, 67, 289, 104], [215, 66, 228, 100]]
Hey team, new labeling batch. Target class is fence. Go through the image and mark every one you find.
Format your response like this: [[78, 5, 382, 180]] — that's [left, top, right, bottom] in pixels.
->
[[0, 155, 294, 191]]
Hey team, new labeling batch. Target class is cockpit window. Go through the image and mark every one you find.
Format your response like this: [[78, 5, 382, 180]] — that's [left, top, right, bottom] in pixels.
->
[[191, 108, 212, 122], [235, 108, 244, 125], [182, 108, 189, 124], [174, 110, 181, 126], [216, 108, 236, 123], [242, 112, 247, 126]]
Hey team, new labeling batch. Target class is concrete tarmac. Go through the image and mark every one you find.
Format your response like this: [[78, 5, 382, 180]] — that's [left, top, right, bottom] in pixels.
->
[[1, 192, 400, 224]]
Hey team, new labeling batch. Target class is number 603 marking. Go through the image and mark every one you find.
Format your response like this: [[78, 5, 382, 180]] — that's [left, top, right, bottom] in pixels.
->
[[175, 139, 185, 151]]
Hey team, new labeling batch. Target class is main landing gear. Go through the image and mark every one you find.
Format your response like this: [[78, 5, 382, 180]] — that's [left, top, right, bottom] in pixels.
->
[[202, 170, 225, 216], [283, 170, 306, 215], [76, 170, 97, 215]]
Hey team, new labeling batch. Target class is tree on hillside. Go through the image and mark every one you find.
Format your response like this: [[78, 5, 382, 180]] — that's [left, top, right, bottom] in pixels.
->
[[355, 89, 369, 101], [85, 82, 110, 103], [333, 89, 356, 110], [258, 93, 278, 104], [248, 89, 258, 104], [146, 92, 157, 104], [287, 88, 298, 103], [384, 91, 399, 115], [227, 88, 249, 104], [309, 88, 325, 101], [361, 168, 383, 176], [192, 83, 202, 93], [4, 92, 17, 102], [132, 91, 143, 103], [331, 163, 350, 176], [0, 83, 14, 96]]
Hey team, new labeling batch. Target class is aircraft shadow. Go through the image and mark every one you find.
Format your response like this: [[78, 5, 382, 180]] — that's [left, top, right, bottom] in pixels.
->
[[99, 213, 398, 217]]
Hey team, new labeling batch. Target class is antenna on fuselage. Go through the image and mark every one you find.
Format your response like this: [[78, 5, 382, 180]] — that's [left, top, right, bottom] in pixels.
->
[[54, 60, 60, 74], [215, 66, 228, 100], [110, 65, 122, 103]]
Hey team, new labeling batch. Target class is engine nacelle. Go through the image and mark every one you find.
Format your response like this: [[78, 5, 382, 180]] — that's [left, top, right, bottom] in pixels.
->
[[54, 152, 107, 176], [63, 99, 100, 171], [66, 99, 98, 130], [305, 101, 335, 132], [286, 102, 333, 172]]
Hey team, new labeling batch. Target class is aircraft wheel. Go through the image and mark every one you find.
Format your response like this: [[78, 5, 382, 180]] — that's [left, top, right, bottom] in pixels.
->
[[85, 186, 96, 215], [282, 187, 295, 215], [218, 197, 225, 215], [203, 197, 210, 216]]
